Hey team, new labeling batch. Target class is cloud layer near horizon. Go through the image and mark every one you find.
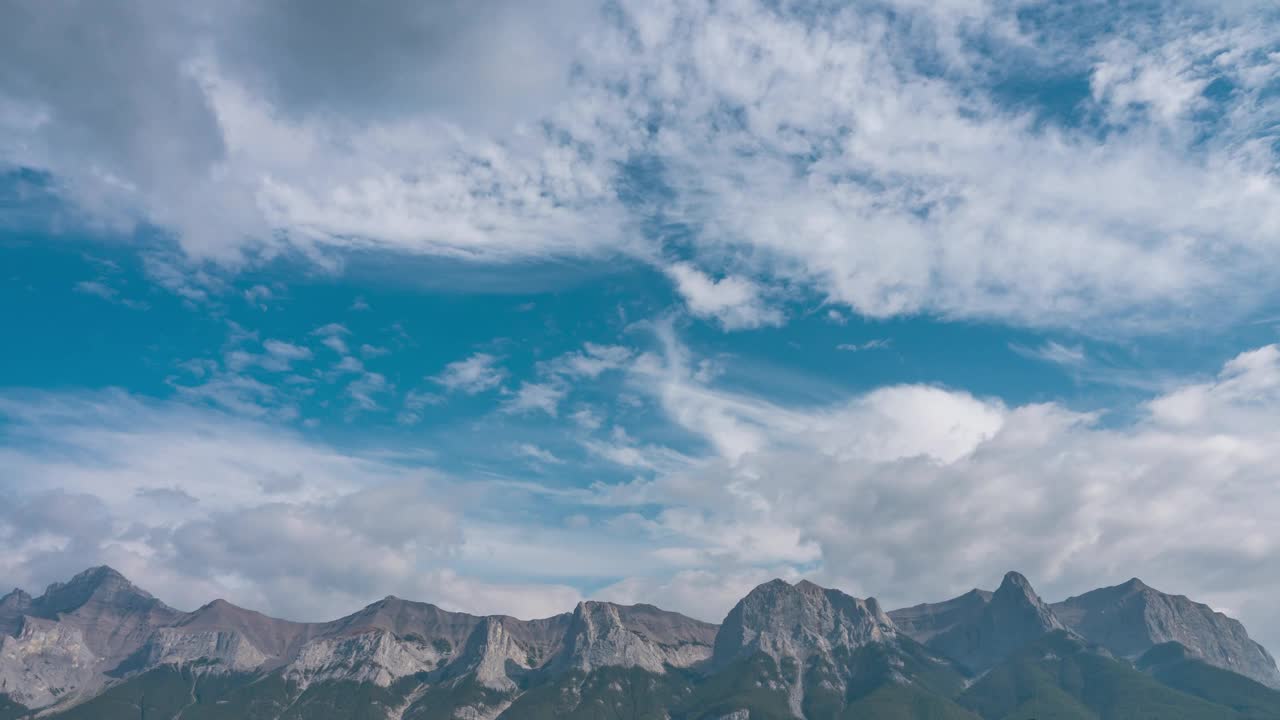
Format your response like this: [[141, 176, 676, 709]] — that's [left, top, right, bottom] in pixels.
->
[[5, 338, 1280, 655]]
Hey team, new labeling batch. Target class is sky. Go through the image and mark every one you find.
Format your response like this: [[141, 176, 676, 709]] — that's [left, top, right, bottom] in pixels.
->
[[3, 0, 1280, 653]]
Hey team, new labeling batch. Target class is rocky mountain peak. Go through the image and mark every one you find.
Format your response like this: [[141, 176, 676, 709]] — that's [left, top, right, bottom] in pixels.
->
[[1051, 578, 1280, 688], [563, 600, 716, 673], [36, 566, 155, 616], [889, 588, 992, 644], [989, 571, 1064, 629], [0, 588, 33, 636], [928, 571, 1067, 673], [713, 578, 897, 668], [996, 571, 1035, 596], [1121, 577, 1151, 592], [1, 587, 32, 607]]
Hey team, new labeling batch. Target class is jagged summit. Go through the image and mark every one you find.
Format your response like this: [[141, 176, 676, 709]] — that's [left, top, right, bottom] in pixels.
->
[[996, 570, 1036, 596], [0, 587, 31, 605], [1052, 577, 1280, 688], [2, 567, 1278, 718], [563, 600, 716, 673], [0, 587, 33, 636], [36, 565, 155, 615], [713, 577, 897, 669], [926, 570, 1067, 674]]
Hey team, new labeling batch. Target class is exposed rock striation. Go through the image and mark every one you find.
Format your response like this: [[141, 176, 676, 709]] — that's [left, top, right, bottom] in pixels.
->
[[562, 600, 717, 673], [1052, 577, 1280, 688]]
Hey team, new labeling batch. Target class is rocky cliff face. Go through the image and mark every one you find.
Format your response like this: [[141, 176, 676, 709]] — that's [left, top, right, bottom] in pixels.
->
[[0, 616, 97, 709], [889, 588, 991, 643], [921, 572, 1069, 674], [713, 579, 909, 717], [0, 590, 31, 637], [562, 601, 717, 673], [1052, 577, 1280, 688], [714, 579, 898, 668]]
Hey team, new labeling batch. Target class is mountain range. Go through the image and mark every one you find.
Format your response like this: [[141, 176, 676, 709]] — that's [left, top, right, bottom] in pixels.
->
[[1, 566, 1278, 719]]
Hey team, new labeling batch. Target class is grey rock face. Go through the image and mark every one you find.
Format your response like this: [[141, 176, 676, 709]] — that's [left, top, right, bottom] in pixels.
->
[[0, 616, 97, 709], [926, 571, 1068, 674], [1052, 578, 1280, 688], [714, 579, 897, 669], [5, 566, 1280, 717], [0, 589, 32, 636], [562, 601, 716, 673], [714, 579, 902, 717], [889, 589, 992, 644], [28, 566, 181, 667]]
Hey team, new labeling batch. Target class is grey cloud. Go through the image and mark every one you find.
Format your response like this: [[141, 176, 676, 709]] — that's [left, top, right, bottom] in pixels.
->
[[216, 0, 594, 129], [0, 1, 228, 229], [0, 389, 579, 621]]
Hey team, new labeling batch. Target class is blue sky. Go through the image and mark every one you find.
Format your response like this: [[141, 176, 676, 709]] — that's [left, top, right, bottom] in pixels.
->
[[3, 0, 1280, 654]]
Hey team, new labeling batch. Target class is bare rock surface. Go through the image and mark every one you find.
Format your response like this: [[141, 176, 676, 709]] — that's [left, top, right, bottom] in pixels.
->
[[563, 601, 717, 673], [3, 565, 1278, 716], [925, 571, 1068, 674], [889, 588, 992, 644], [1052, 577, 1280, 688]]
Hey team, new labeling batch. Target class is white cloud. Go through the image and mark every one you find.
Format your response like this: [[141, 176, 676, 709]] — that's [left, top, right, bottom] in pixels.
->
[[8, 342, 1280, 651], [516, 443, 564, 465], [1010, 340, 1087, 367], [569, 406, 604, 431], [73, 279, 148, 310], [346, 371, 391, 412], [397, 389, 443, 425], [666, 262, 784, 331], [593, 337, 1280, 651], [10, 2, 1277, 330], [0, 390, 581, 621], [311, 323, 351, 355], [432, 352, 507, 394], [836, 339, 891, 352], [544, 343, 634, 379], [502, 381, 567, 417], [73, 280, 116, 300]]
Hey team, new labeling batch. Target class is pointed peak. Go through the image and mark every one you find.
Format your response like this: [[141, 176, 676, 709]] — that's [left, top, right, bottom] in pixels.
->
[[1121, 577, 1151, 592], [794, 579, 826, 593], [66, 565, 128, 586], [57, 565, 142, 594], [1, 587, 32, 605], [994, 571, 1042, 602], [37, 565, 154, 615]]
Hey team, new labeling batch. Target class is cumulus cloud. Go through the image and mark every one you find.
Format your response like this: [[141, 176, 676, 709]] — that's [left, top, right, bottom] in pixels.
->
[[666, 262, 785, 331], [589, 336, 1280, 651]]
